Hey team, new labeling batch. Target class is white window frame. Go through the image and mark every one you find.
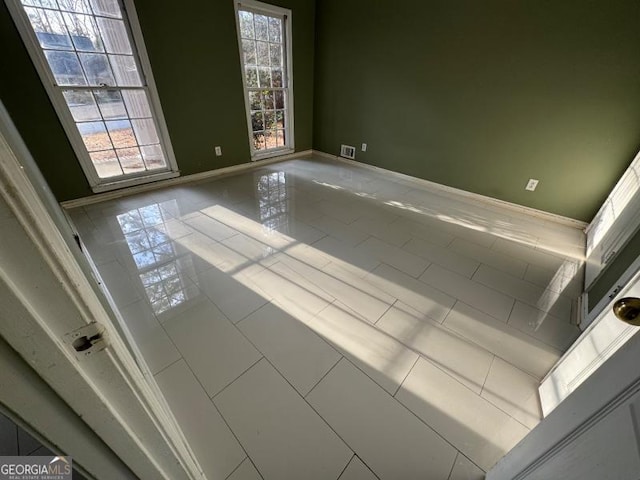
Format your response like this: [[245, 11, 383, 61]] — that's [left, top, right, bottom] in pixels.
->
[[5, 0, 180, 193], [233, 0, 295, 161]]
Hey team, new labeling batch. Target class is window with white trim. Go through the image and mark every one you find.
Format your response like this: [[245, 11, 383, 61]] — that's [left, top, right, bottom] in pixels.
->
[[7, 0, 177, 191], [234, 0, 294, 159]]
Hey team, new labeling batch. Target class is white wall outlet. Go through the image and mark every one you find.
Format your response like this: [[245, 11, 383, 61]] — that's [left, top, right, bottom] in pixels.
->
[[361, 143, 367, 152], [215, 146, 222, 156], [525, 178, 539, 191]]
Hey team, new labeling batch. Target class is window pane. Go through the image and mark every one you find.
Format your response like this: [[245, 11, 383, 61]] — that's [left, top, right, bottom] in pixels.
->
[[274, 90, 284, 109], [140, 144, 166, 170], [97, 17, 132, 54], [89, 0, 122, 18], [271, 68, 283, 87], [258, 67, 271, 87], [251, 111, 263, 132], [79, 52, 115, 85], [269, 44, 281, 66], [109, 54, 142, 86], [122, 90, 151, 118], [268, 17, 281, 43], [248, 91, 261, 110], [91, 149, 122, 177], [21, 0, 58, 7], [26, 8, 73, 50], [94, 89, 126, 119], [238, 11, 254, 39], [264, 110, 275, 129], [58, 0, 92, 13], [106, 120, 136, 147], [276, 110, 284, 128], [117, 147, 145, 174], [256, 41, 269, 66], [254, 15, 268, 40], [242, 39, 256, 65], [245, 67, 258, 87], [253, 132, 265, 150], [77, 121, 112, 151], [132, 118, 159, 145], [62, 12, 103, 51], [263, 90, 274, 109], [63, 89, 100, 121], [264, 129, 276, 149], [45, 50, 87, 85], [276, 129, 285, 146]]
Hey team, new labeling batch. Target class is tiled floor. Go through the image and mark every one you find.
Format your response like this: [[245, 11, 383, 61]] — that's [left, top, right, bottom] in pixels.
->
[[68, 155, 584, 479]]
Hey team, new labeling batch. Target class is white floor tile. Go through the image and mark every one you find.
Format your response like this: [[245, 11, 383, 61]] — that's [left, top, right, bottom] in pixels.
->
[[222, 233, 279, 265], [306, 215, 370, 246], [450, 238, 528, 278], [238, 302, 342, 396], [358, 237, 430, 278], [183, 212, 238, 242], [448, 453, 485, 480], [481, 357, 542, 429], [227, 458, 262, 480], [119, 300, 181, 374], [403, 237, 479, 278], [388, 217, 455, 248], [196, 264, 271, 323], [214, 359, 352, 480], [162, 297, 262, 396], [420, 265, 515, 322], [523, 263, 583, 299], [508, 301, 580, 351], [311, 302, 419, 394], [154, 360, 246, 480], [473, 265, 572, 319], [377, 303, 494, 394], [365, 264, 456, 323], [351, 216, 410, 247], [97, 261, 143, 307], [396, 358, 529, 471], [312, 235, 381, 273], [339, 456, 378, 480], [307, 359, 457, 480], [443, 302, 561, 379]]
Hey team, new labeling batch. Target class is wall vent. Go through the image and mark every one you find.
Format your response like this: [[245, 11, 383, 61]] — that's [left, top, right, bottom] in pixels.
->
[[340, 145, 356, 159]]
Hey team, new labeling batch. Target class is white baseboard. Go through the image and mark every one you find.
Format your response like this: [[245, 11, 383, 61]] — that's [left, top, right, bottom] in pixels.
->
[[313, 150, 587, 230], [61, 149, 313, 209]]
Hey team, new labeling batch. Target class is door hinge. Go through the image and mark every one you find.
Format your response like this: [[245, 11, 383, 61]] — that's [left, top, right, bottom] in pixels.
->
[[65, 322, 108, 358]]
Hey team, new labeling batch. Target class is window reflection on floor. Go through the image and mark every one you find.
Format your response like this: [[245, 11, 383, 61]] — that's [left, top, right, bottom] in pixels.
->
[[256, 171, 290, 233], [116, 201, 198, 314]]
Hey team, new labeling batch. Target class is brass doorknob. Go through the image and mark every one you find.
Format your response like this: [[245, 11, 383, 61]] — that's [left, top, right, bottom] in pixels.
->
[[613, 297, 640, 326]]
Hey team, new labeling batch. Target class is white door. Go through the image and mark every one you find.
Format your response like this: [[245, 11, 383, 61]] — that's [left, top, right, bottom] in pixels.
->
[[487, 307, 640, 479]]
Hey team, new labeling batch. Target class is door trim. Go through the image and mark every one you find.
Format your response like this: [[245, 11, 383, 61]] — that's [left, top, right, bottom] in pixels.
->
[[0, 100, 203, 479]]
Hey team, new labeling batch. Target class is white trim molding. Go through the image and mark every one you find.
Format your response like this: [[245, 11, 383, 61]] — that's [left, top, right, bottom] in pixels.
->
[[61, 149, 313, 208], [314, 150, 588, 230]]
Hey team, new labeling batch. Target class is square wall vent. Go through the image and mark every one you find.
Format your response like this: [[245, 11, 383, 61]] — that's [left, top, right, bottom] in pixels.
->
[[340, 144, 356, 159]]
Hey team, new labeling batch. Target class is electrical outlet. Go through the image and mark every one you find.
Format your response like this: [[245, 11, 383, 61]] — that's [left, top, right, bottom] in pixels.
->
[[215, 146, 222, 156], [361, 143, 367, 152], [525, 178, 539, 191]]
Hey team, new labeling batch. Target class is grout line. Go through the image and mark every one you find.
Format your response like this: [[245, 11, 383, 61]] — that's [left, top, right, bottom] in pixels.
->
[[334, 454, 355, 480], [393, 355, 419, 397], [480, 356, 496, 396], [446, 451, 459, 480], [210, 355, 264, 401], [304, 354, 344, 399], [152, 356, 183, 378]]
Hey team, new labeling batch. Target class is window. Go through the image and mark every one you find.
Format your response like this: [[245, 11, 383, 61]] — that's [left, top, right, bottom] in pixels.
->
[[234, 0, 294, 159], [7, 0, 178, 191]]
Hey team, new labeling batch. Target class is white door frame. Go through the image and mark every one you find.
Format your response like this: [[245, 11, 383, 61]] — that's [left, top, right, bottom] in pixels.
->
[[0, 100, 204, 479]]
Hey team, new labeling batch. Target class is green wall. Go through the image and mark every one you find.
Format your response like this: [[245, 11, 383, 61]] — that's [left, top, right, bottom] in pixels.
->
[[0, 0, 315, 202], [313, 0, 640, 222]]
